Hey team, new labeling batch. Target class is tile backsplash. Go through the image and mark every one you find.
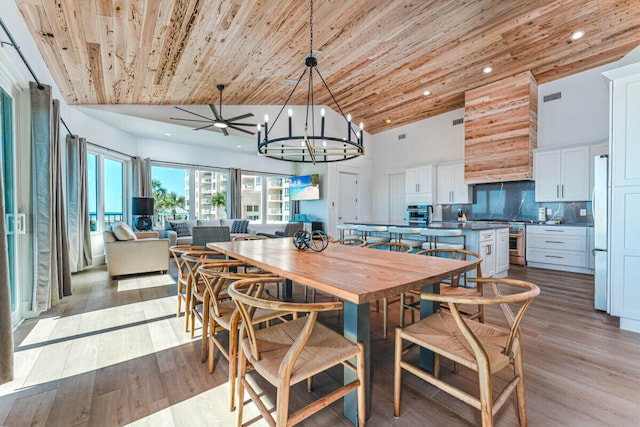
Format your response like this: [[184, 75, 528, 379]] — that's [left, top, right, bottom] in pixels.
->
[[442, 180, 593, 225]]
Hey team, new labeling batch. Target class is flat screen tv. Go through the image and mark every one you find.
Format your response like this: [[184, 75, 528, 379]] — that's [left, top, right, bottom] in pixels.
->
[[289, 174, 320, 201]]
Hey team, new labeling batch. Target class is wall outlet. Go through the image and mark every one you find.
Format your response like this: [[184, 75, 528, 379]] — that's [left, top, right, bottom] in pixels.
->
[[546, 208, 552, 215], [580, 208, 587, 216]]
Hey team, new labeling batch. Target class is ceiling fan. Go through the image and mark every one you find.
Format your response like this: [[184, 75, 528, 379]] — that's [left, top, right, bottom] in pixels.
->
[[170, 84, 256, 136]]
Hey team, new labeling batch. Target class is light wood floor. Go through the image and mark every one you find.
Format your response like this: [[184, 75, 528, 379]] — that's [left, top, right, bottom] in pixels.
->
[[2, 262, 640, 426]]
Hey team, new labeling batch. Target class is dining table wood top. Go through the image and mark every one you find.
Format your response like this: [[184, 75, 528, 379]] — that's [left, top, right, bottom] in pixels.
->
[[207, 238, 477, 305]]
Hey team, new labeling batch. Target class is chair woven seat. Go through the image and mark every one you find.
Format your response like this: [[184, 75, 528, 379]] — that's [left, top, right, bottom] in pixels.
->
[[241, 317, 361, 387], [400, 311, 515, 374]]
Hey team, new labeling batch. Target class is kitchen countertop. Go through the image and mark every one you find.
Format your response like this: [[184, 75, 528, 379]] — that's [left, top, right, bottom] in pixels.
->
[[345, 221, 510, 231]]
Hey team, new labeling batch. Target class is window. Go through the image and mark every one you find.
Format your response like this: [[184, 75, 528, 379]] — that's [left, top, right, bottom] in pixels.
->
[[194, 169, 228, 221], [241, 173, 290, 224], [104, 158, 124, 226], [1, 88, 16, 315], [86, 150, 128, 232], [152, 165, 189, 226]]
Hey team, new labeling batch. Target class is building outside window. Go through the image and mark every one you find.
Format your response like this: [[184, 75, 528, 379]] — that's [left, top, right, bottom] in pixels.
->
[[241, 173, 290, 224]]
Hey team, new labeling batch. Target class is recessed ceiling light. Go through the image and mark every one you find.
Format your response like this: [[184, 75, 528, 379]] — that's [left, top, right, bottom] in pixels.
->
[[482, 66, 493, 74], [236, 145, 242, 148], [571, 30, 585, 41], [385, 119, 392, 124], [423, 90, 431, 96], [164, 132, 172, 136]]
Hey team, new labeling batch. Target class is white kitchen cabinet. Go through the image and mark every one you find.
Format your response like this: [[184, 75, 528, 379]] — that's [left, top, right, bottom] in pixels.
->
[[534, 145, 590, 202], [495, 228, 510, 274], [437, 161, 472, 204], [525, 225, 591, 273], [478, 230, 495, 277], [604, 62, 640, 332], [405, 165, 436, 204]]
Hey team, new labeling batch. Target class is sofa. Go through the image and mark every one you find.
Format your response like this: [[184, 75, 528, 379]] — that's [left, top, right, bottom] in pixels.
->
[[159, 219, 254, 247], [103, 223, 169, 278]]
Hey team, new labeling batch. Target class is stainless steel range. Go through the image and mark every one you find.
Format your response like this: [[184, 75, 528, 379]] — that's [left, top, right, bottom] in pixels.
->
[[474, 220, 528, 265]]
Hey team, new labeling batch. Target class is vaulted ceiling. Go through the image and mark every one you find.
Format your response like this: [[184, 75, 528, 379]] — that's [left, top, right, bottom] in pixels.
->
[[15, 0, 640, 134]]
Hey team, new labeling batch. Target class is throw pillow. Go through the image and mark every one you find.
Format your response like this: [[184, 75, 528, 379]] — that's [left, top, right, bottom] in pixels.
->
[[111, 221, 137, 241], [170, 221, 191, 237], [231, 219, 249, 234]]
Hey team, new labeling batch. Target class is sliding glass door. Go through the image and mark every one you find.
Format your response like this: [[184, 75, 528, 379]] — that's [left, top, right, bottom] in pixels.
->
[[1, 88, 17, 323]]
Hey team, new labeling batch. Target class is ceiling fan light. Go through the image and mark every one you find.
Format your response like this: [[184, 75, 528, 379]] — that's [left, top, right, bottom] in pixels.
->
[[214, 121, 228, 128]]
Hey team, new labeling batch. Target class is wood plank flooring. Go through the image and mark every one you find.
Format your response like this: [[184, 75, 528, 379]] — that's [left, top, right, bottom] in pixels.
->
[[2, 263, 640, 426]]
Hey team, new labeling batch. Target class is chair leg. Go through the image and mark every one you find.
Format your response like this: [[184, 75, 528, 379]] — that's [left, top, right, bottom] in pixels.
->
[[434, 354, 441, 379], [276, 381, 291, 426], [514, 349, 528, 427], [356, 344, 366, 427], [307, 376, 313, 392], [393, 328, 403, 418], [184, 283, 192, 332], [228, 326, 238, 411], [177, 287, 183, 318], [201, 293, 209, 363], [477, 365, 494, 427], [236, 347, 247, 426]]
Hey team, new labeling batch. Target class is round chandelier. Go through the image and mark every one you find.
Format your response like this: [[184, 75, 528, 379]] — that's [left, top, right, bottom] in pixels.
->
[[257, 0, 365, 164]]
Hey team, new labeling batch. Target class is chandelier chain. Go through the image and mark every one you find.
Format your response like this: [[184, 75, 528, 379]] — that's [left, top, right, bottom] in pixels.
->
[[309, 0, 313, 56]]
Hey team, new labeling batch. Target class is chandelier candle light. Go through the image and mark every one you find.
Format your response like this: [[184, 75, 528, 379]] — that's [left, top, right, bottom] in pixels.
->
[[257, 0, 365, 164]]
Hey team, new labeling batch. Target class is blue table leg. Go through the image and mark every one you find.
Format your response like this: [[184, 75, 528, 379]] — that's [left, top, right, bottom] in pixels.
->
[[343, 301, 370, 424], [419, 283, 440, 371], [282, 278, 293, 300]]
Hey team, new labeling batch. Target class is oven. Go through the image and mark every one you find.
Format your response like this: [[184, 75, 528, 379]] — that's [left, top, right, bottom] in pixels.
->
[[406, 205, 431, 225], [509, 229, 526, 266]]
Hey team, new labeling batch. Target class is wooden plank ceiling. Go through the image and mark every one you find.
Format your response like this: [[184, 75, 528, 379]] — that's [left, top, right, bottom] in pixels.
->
[[15, 0, 640, 134]]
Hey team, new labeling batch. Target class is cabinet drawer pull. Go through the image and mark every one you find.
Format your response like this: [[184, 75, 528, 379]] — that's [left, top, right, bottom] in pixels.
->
[[545, 240, 564, 244], [544, 255, 564, 259]]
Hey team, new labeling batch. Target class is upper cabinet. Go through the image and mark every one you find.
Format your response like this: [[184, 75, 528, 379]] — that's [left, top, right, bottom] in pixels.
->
[[405, 164, 436, 204], [464, 71, 538, 184], [437, 161, 472, 204], [534, 145, 590, 202]]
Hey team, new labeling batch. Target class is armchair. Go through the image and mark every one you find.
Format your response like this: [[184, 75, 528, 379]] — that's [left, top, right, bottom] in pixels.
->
[[103, 228, 169, 278]]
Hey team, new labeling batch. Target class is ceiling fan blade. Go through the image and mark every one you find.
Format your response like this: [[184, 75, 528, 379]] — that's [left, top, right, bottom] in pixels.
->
[[226, 113, 254, 122], [227, 122, 257, 127], [174, 106, 215, 121], [169, 117, 214, 123], [229, 125, 255, 135], [194, 124, 217, 131], [209, 104, 223, 121]]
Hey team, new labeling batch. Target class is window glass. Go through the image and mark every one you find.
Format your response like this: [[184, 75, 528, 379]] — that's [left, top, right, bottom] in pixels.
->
[[87, 153, 98, 231], [195, 169, 228, 220], [103, 158, 123, 226], [152, 165, 189, 225], [242, 174, 262, 223], [266, 176, 289, 224]]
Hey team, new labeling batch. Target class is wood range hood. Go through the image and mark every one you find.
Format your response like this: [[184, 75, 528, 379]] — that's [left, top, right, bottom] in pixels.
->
[[463, 71, 538, 184]]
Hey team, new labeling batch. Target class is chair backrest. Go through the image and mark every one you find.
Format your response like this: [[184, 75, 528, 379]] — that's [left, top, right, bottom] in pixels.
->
[[420, 228, 465, 249], [181, 250, 242, 289], [170, 245, 207, 283], [228, 277, 343, 362], [416, 248, 483, 286], [421, 278, 539, 357], [363, 241, 412, 252], [191, 226, 231, 246], [283, 222, 304, 237]]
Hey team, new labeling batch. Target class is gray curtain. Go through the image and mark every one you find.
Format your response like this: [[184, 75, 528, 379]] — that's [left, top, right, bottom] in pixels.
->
[[67, 135, 92, 272], [132, 157, 152, 197], [0, 117, 13, 384], [31, 84, 71, 312], [229, 168, 242, 219]]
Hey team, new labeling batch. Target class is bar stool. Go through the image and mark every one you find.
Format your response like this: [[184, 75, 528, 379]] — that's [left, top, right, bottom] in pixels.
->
[[336, 224, 357, 241], [419, 228, 466, 250], [388, 226, 423, 250], [355, 224, 390, 244]]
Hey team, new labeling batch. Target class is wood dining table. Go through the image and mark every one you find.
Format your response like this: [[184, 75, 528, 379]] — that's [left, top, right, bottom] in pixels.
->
[[207, 238, 478, 425]]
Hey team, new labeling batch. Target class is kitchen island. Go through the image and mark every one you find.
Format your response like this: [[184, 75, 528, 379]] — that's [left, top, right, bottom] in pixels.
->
[[344, 221, 510, 277]]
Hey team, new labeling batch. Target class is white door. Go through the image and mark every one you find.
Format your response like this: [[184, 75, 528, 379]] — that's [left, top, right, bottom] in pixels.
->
[[389, 172, 405, 222], [338, 171, 359, 225]]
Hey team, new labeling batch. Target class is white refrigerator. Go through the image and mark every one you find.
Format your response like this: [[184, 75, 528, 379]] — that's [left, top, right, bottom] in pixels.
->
[[593, 154, 609, 312]]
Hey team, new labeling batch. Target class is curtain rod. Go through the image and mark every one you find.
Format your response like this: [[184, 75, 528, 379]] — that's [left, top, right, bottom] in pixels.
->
[[0, 17, 74, 136]]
